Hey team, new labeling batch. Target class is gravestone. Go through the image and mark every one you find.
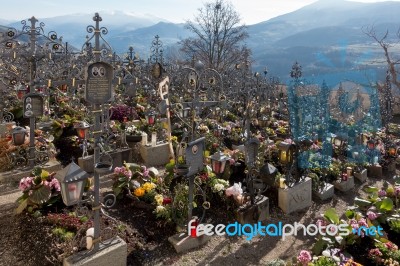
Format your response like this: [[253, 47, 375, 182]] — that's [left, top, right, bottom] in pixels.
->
[[236, 196, 269, 224], [23, 93, 43, 118], [312, 183, 334, 201], [85, 62, 113, 104], [139, 143, 170, 166], [367, 165, 382, 178], [279, 177, 312, 214], [63, 236, 126, 266], [333, 176, 355, 192], [354, 169, 367, 182]]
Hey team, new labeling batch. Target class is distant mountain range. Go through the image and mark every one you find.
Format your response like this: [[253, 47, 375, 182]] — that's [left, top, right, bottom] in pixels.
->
[[1, 0, 400, 84]]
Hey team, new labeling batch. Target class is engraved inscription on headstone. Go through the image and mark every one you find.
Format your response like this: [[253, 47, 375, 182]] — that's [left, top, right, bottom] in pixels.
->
[[289, 188, 307, 205], [279, 177, 312, 214], [23, 93, 44, 118], [85, 62, 113, 104]]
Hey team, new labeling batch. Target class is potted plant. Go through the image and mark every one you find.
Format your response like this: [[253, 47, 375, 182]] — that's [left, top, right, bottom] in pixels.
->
[[125, 124, 143, 142], [311, 172, 334, 201], [353, 162, 368, 182], [275, 126, 289, 138], [266, 127, 277, 139]]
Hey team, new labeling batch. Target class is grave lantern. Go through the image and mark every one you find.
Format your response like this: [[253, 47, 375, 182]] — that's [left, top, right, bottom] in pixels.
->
[[362, 133, 369, 146], [278, 141, 294, 165], [74, 121, 90, 139], [330, 134, 345, 147], [213, 126, 224, 137], [146, 111, 156, 125], [326, 133, 336, 145], [56, 161, 89, 206], [209, 151, 230, 174], [367, 139, 375, 150], [179, 108, 190, 118], [12, 126, 26, 146], [388, 145, 396, 157], [16, 84, 27, 100]]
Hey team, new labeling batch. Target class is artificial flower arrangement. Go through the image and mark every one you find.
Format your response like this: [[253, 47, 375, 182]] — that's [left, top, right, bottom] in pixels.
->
[[291, 249, 363, 266], [110, 162, 159, 199], [368, 240, 400, 265], [225, 182, 246, 205], [194, 166, 230, 199], [153, 193, 173, 223], [125, 124, 142, 136], [16, 167, 61, 214]]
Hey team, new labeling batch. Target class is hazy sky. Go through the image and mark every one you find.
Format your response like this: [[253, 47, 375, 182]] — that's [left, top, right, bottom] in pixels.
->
[[0, 0, 399, 24]]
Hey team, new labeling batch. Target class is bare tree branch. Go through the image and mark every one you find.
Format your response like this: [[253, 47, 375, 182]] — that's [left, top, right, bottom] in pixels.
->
[[179, 0, 248, 71]]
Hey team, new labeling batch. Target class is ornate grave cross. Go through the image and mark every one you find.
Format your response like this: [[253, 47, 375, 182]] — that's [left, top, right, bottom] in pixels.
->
[[1, 16, 65, 168], [172, 66, 224, 141], [157, 76, 174, 159]]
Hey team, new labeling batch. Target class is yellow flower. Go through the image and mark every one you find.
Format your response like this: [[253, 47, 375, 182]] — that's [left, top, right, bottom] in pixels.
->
[[41, 170, 49, 179], [154, 194, 163, 206], [133, 187, 145, 197], [169, 136, 178, 142], [142, 182, 156, 192]]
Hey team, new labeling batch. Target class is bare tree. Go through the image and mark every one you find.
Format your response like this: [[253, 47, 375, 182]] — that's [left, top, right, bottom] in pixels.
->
[[363, 25, 400, 90], [363, 25, 400, 121], [180, 0, 249, 71]]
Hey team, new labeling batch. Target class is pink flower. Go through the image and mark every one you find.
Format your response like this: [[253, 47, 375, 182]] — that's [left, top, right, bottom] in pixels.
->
[[49, 178, 61, 192], [229, 158, 236, 165], [284, 138, 293, 144], [358, 218, 368, 227], [367, 211, 378, 221], [310, 143, 320, 151], [297, 250, 312, 265], [395, 186, 400, 196], [113, 167, 123, 174], [143, 169, 149, 177], [349, 219, 359, 230], [316, 219, 327, 227], [124, 169, 132, 179], [368, 248, 382, 258], [385, 242, 398, 251], [378, 190, 387, 197], [19, 176, 33, 192]]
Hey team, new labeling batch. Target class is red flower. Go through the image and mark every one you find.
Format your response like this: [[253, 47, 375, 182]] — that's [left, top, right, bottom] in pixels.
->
[[162, 198, 172, 205], [200, 173, 208, 181]]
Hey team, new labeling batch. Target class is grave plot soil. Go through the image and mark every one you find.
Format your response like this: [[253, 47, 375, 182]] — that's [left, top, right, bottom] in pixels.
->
[[0, 173, 393, 266]]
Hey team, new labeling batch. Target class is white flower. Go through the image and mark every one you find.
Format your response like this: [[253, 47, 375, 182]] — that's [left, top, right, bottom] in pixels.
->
[[213, 183, 225, 192], [156, 205, 166, 213], [126, 125, 137, 134]]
